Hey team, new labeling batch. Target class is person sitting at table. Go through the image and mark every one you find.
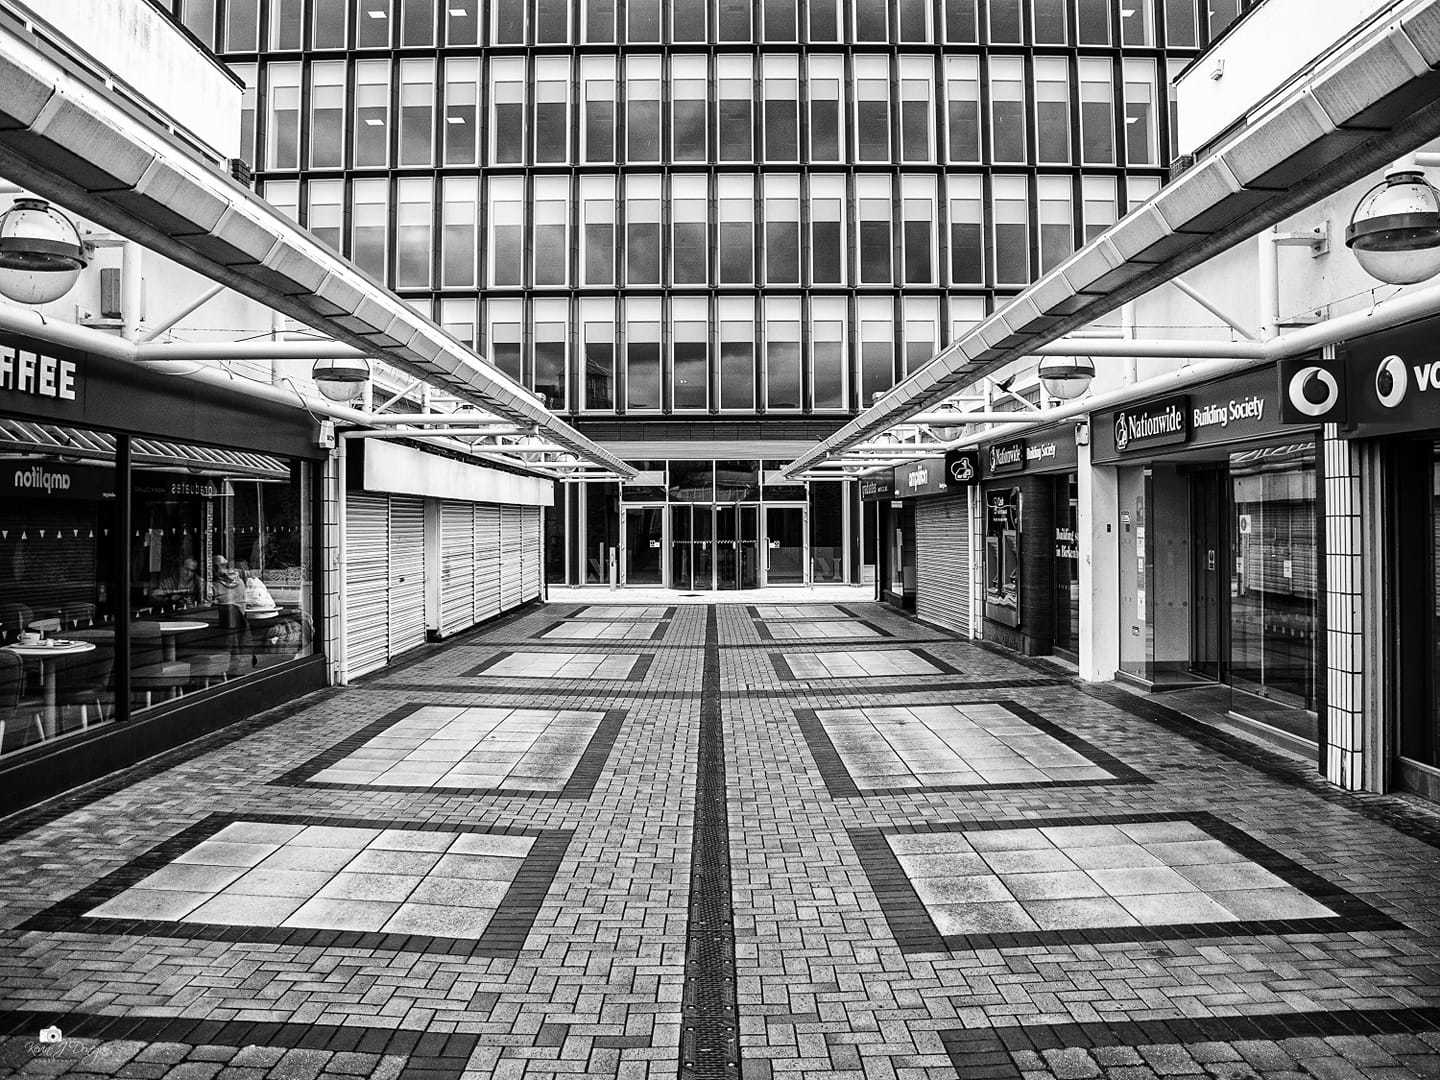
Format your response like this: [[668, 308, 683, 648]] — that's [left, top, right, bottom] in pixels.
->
[[236, 561, 276, 612], [150, 557, 200, 608], [213, 557, 248, 657]]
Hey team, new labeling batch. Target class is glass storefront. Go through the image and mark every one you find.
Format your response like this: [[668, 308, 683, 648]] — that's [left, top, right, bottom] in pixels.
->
[[1, 422, 315, 759], [1053, 474, 1080, 657], [983, 485, 1021, 627]]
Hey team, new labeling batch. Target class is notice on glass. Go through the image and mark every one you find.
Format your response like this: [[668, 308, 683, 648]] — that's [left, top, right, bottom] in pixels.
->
[[1136, 588, 1145, 620]]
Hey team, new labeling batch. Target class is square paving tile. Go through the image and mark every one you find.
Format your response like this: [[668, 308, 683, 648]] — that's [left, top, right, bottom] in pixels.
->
[[466, 650, 653, 681], [21, 813, 572, 958], [799, 700, 1146, 797], [537, 619, 666, 641], [757, 619, 887, 641], [774, 648, 959, 680], [271, 703, 625, 797], [851, 812, 1402, 953]]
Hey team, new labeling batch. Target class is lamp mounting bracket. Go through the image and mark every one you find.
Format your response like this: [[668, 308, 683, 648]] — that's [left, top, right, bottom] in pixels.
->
[[1273, 223, 1329, 257]]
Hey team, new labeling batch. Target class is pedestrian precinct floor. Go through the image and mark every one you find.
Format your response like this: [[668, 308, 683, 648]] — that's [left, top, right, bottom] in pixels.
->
[[2, 603, 1440, 1079]]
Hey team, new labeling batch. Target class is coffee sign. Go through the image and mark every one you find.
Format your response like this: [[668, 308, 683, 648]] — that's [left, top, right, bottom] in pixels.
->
[[0, 344, 82, 409], [1112, 395, 1189, 453], [891, 456, 950, 498]]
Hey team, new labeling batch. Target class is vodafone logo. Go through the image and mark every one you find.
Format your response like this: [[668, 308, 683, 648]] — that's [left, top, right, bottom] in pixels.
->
[[1375, 354, 1409, 409], [1286, 365, 1340, 418]]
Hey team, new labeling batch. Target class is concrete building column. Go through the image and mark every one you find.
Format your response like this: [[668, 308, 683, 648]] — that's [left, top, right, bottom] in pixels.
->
[[1078, 438, 1119, 683]]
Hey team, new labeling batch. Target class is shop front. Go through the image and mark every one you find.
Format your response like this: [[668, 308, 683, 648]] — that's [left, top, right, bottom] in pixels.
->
[[977, 427, 1079, 658], [911, 450, 978, 636], [0, 337, 325, 812], [1093, 366, 1321, 748]]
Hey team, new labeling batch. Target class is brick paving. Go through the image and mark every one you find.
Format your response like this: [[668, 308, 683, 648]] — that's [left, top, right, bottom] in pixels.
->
[[0, 601, 1438, 1078]]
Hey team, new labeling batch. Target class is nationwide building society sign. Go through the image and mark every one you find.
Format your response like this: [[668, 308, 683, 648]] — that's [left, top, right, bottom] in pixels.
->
[[1112, 395, 1189, 453]]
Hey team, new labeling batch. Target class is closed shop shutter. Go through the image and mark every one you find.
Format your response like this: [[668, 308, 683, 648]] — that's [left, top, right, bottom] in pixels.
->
[[439, 501, 476, 636], [344, 493, 390, 678], [500, 507, 524, 610], [916, 493, 971, 636], [521, 507, 542, 600], [475, 506, 502, 621], [388, 496, 427, 657]]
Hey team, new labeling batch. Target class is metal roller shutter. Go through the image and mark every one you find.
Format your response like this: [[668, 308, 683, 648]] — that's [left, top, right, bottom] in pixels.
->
[[475, 506, 502, 621], [521, 507, 542, 600], [916, 493, 971, 636], [344, 493, 390, 678], [440, 501, 476, 636], [388, 496, 427, 657], [500, 507, 524, 610]]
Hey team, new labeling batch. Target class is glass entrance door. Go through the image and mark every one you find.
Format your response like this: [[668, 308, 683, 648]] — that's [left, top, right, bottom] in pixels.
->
[[764, 506, 806, 584], [715, 505, 759, 590], [669, 505, 715, 591], [623, 507, 664, 585]]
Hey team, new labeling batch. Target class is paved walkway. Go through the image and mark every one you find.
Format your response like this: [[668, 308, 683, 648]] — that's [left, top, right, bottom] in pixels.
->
[[1, 602, 1439, 1079]]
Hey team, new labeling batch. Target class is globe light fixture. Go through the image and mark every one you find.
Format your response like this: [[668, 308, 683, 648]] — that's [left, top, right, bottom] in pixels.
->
[[311, 356, 371, 401], [1038, 355, 1096, 401], [0, 198, 88, 305], [928, 401, 965, 442], [1346, 168, 1440, 285]]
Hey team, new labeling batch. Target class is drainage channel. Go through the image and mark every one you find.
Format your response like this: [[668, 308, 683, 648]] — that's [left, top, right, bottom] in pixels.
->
[[679, 605, 741, 1079]]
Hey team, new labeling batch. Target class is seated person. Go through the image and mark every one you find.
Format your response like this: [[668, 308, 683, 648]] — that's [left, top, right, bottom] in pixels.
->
[[150, 557, 200, 608], [236, 561, 277, 612]]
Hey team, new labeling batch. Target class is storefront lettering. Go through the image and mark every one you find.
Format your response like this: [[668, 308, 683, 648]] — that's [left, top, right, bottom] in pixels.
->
[[1026, 442, 1057, 463], [1054, 525, 1078, 560], [905, 465, 930, 490], [1113, 399, 1187, 451], [11, 465, 71, 495], [0, 346, 77, 401], [1193, 395, 1265, 430], [989, 442, 1024, 471]]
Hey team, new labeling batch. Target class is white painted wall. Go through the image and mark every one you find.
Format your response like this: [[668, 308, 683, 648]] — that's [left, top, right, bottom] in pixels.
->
[[363, 440, 555, 507], [10, 0, 240, 160], [1175, 0, 1394, 156]]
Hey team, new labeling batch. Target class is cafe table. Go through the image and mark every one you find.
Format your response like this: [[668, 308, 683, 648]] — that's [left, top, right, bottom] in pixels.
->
[[157, 620, 209, 662], [4, 639, 96, 739]]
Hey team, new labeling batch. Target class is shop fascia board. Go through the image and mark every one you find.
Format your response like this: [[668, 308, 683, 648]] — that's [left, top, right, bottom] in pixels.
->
[[0, 31, 633, 480], [783, 0, 1440, 479]]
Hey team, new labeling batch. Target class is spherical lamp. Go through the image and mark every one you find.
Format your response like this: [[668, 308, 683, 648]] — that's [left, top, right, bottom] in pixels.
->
[[928, 401, 965, 442], [1038, 356, 1096, 401], [0, 198, 88, 305], [1346, 168, 1440, 285], [311, 356, 371, 401]]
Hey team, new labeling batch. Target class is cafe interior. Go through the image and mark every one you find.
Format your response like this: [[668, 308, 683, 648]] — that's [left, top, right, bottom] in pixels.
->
[[0, 418, 315, 757]]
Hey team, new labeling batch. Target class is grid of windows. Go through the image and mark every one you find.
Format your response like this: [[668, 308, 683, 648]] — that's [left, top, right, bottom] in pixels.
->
[[183, 0, 1202, 417]]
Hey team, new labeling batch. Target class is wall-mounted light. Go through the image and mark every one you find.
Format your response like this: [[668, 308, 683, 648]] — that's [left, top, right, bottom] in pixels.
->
[[1346, 167, 1440, 285], [311, 356, 371, 401], [1038, 356, 1096, 401], [0, 198, 88, 305], [928, 401, 964, 442]]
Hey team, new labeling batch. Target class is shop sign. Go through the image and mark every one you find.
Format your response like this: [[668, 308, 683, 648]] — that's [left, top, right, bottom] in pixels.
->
[[0, 461, 110, 500], [1278, 354, 1347, 424], [1055, 525, 1079, 560], [986, 439, 1026, 475], [859, 475, 889, 502], [0, 344, 82, 410], [1289, 321, 1440, 434], [132, 476, 225, 498], [891, 456, 949, 498], [1112, 395, 1189, 453], [945, 449, 979, 485]]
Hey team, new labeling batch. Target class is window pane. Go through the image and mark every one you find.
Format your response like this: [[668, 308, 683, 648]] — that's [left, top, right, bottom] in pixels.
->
[[718, 68, 753, 161], [764, 0, 796, 40], [855, 0, 886, 40], [489, 178, 523, 286], [947, 58, 981, 161], [309, 63, 345, 168], [355, 0, 390, 46], [446, 0, 478, 42], [353, 60, 390, 168], [988, 0, 1021, 41], [628, 0, 660, 40], [627, 68, 662, 162], [442, 177, 477, 287], [307, 179, 343, 251], [1082, 175, 1118, 242], [1033, 0, 1066, 42], [811, 301, 847, 409], [1166, 0, 1197, 46], [535, 62, 569, 164], [399, 60, 434, 166], [351, 179, 388, 279], [949, 176, 983, 284], [945, 0, 977, 41], [990, 58, 1025, 163], [765, 307, 801, 410], [536, 0, 569, 40], [855, 76, 890, 162], [584, 63, 616, 161], [395, 178, 432, 288], [673, 302, 709, 410], [673, 0, 706, 42], [898, 0, 928, 40], [583, 179, 616, 285], [266, 64, 300, 169], [313, 0, 347, 46], [487, 304, 523, 383], [765, 180, 800, 285], [1035, 57, 1071, 164], [672, 177, 709, 285], [720, 312, 755, 410], [533, 179, 568, 287], [441, 298, 476, 347], [583, 301, 616, 410], [1122, 0, 1154, 45], [673, 70, 708, 161], [718, 0, 750, 40], [903, 193, 934, 284], [587, 0, 616, 41], [491, 62, 525, 164], [809, 0, 838, 39], [718, 180, 754, 285], [226, 0, 259, 49], [994, 176, 1029, 285], [809, 74, 842, 161], [534, 301, 567, 408], [627, 178, 662, 285], [626, 303, 662, 410], [859, 305, 894, 404], [1080, 60, 1115, 164], [401, 0, 433, 44], [1125, 60, 1158, 166], [764, 76, 799, 160], [810, 182, 845, 286], [492, 0, 524, 42], [270, 0, 302, 49], [444, 59, 478, 165], [901, 75, 932, 162], [1076, 0, 1108, 43], [857, 184, 892, 285], [1038, 176, 1073, 273]]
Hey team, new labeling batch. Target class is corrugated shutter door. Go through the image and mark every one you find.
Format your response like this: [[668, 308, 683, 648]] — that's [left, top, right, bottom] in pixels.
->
[[475, 506, 502, 621], [440, 501, 476, 636], [500, 507, 524, 610], [916, 493, 971, 636], [344, 493, 390, 678], [388, 496, 427, 657], [521, 507, 542, 600]]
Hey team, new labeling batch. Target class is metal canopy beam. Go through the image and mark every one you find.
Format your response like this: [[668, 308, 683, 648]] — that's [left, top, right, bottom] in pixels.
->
[[786, 0, 1440, 477], [0, 24, 633, 479]]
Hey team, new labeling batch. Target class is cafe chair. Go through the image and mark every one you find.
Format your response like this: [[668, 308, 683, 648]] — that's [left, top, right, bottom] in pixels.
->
[[129, 621, 191, 708], [0, 649, 42, 755], [55, 629, 115, 731], [0, 602, 33, 646], [184, 650, 232, 689]]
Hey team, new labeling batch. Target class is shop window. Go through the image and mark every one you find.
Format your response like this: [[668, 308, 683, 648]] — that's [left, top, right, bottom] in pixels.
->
[[984, 486, 1021, 626], [354, 0, 390, 46], [306, 180, 343, 252], [583, 483, 620, 584], [582, 57, 617, 163], [490, 59, 525, 165], [1038, 176, 1074, 274], [672, 175, 709, 286], [308, 62, 345, 169], [226, 0, 259, 49], [626, 299, 663, 411], [626, 175, 663, 287], [586, 0, 616, 42], [485, 300, 524, 383], [581, 176, 616, 287], [581, 299, 616, 411], [488, 176, 524, 288], [810, 482, 846, 583], [900, 64, 934, 163], [534, 58, 570, 165], [353, 59, 390, 168], [672, 56, 709, 162], [1053, 475, 1080, 655], [808, 58, 844, 162], [265, 63, 300, 170], [858, 298, 895, 406], [764, 175, 801, 286], [446, 0, 478, 43], [764, 57, 800, 162], [672, 0, 706, 42], [717, 57, 754, 163], [854, 57, 891, 163], [990, 57, 1026, 164], [948, 175, 984, 286], [945, 56, 981, 163], [395, 177, 433, 289], [765, 298, 802, 411], [536, 0, 568, 41], [763, 0, 796, 40], [718, 176, 754, 286], [1080, 59, 1116, 165], [532, 177, 569, 288], [533, 299, 568, 410], [398, 59, 434, 167], [1035, 57, 1071, 165], [719, 299, 756, 411], [988, 0, 1022, 41], [627, 56, 663, 163], [672, 298, 710, 411], [809, 175, 846, 286], [945, 0, 978, 41], [443, 58, 479, 166], [1076, 0, 1108, 43], [857, 175, 893, 286], [811, 298, 848, 410], [809, 0, 838, 40], [350, 178, 388, 280]]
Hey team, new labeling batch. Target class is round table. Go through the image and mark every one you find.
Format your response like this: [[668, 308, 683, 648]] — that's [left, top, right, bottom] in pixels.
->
[[157, 621, 209, 662], [4, 640, 97, 739]]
